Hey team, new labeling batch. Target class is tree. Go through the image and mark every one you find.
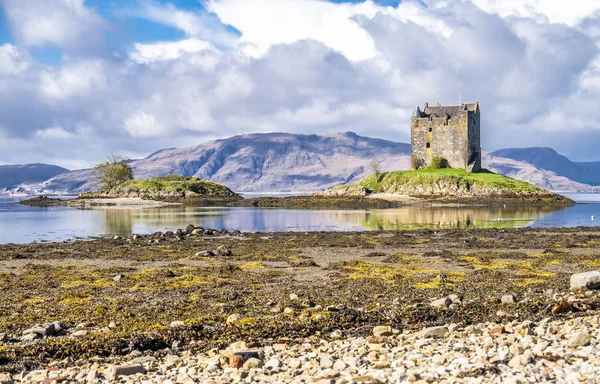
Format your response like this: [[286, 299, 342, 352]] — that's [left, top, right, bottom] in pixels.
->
[[371, 157, 382, 179], [411, 155, 425, 170], [92, 155, 134, 191]]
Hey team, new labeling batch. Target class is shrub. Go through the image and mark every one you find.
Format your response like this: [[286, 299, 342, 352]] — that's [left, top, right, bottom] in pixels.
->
[[411, 155, 425, 170], [430, 156, 449, 169]]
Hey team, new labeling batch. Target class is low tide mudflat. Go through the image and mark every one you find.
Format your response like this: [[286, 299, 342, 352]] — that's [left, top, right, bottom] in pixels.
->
[[2, 226, 600, 381]]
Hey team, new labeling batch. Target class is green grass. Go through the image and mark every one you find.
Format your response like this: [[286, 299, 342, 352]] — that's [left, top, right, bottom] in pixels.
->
[[359, 169, 545, 194], [116, 175, 234, 195]]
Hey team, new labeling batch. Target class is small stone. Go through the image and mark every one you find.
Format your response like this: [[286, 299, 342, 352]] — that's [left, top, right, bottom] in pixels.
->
[[20, 333, 40, 342], [243, 357, 263, 370], [568, 331, 592, 348], [283, 307, 295, 315], [264, 358, 282, 370], [372, 326, 393, 337], [71, 330, 88, 337], [289, 293, 299, 301], [570, 271, 600, 290], [170, 321, 185, 328], [194, 251, 212, 257], [0, 333, 8, 342], [319, 354, 333, 369], [288, 358, 302, 369], [177, 373, 195, 384], [501, 294, 517, 304], [23, 323, 55, 337], [421, 326, 448, 339], [104, 364, 145, 381], [113, 274, 124, 282], [333, 360, 348, 371], [227, 314, 241, 324], [490, 327, 505, 336], [215, 245, 232, 256], [229, 354, 246, 368], [430, 297, 452, 308]]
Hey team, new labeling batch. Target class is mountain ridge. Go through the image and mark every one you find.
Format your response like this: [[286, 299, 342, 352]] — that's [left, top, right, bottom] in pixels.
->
[[5, 133, 600, 194], [490, 147, 600, 186], [0, 164, 69, 192]]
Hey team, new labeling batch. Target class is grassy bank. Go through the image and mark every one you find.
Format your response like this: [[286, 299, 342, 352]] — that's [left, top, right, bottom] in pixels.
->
[[360, 169, 541, 193]]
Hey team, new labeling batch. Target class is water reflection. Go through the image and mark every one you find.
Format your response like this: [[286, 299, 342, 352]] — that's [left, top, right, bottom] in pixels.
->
[[0, 195, 597, 244], [100, 204, 570, 237], [360, 205, 565, 231]]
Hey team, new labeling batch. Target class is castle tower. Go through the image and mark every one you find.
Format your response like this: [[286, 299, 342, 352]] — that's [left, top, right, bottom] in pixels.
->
[[411, 102, 481, 172]]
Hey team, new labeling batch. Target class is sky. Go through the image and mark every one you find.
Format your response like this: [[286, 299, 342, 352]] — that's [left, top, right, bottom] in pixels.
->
[[1, 0, 600, 169]]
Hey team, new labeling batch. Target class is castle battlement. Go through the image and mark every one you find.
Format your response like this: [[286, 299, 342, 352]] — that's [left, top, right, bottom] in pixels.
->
[[411, 102, 481, 172]]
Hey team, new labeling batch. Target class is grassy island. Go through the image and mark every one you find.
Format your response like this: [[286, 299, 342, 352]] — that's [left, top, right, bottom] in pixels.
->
[[116, 175, 237, 197], [324, 169, 574, 205], [76, 175, 242, 204]]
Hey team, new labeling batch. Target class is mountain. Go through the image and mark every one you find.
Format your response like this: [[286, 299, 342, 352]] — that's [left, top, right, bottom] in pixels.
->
[[483, 154, 599, 193], [38, 133, 600, 194], [490, 147, 600, 186], [41, 132, 412, 193], [0, 164, 68, 192]]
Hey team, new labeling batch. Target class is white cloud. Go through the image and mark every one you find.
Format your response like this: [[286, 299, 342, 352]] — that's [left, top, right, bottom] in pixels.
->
[[0, 44, 30, 76], [0, 0, 106, 50], [3, 0, 600, 165], [35, 126, 73, 139], [39, 61, 107, 100], [124, 112, 168, 138], [131, 39, 215, 64], [136, 1, 240, 48], [470, 0, 600, 26], [207, 0, 379, 61]]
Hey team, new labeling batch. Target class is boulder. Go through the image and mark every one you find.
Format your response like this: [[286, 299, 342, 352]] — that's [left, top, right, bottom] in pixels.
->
[[372, 326, 393, 337], [570, 271, 600, 290], [216, 245, 232, 256], [430, 297, 452, 308], [568, 331, 592, 348], [104, 364, 145, 380], [421, 326, 448, 339], [501, 294, 517, 304]]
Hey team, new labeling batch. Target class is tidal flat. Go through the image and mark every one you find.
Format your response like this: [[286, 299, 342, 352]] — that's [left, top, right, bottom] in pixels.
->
[[1, 226, 600, 380]]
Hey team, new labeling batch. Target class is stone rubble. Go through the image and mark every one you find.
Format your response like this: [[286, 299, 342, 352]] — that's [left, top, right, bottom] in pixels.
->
[[6, 313, 600, 383]]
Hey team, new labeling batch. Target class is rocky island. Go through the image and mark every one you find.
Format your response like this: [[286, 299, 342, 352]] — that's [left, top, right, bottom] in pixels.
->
[[21, 175, 243, 208], [320, 169, 574, 206]]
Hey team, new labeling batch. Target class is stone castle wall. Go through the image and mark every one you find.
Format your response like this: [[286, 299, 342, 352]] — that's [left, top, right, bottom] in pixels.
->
[[411, 105, 481, 171]]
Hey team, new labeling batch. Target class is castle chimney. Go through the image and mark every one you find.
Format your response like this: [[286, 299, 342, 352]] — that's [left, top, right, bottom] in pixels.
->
[[436, 103, 441, 107]]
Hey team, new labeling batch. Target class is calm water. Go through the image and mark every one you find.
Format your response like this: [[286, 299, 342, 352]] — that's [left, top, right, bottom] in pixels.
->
[[0, 194, 598, 244]]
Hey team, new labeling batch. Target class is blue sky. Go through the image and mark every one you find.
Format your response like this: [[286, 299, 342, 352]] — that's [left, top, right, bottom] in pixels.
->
[[1, 0, 600, 168]]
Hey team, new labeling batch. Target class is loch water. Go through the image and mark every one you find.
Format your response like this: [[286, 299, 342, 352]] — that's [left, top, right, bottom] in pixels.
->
[[0, 194, 598, 244]]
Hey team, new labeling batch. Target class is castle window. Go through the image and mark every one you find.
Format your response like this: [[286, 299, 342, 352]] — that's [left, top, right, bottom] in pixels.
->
[[426, 142, 431, 149], [428, 127, 432, 132]]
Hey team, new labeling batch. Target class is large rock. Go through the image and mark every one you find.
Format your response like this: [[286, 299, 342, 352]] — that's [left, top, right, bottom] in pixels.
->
[[105, 364, 145, 380], [570, 271, 600, 290], [421, 326, 448, 339]]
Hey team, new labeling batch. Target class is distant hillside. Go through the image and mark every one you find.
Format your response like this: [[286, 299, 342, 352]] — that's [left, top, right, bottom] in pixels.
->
[[37, 133, 600, 194], [0, 164, 68, 191], [41, 132, 412, 193], [490, 147, 600, 186]]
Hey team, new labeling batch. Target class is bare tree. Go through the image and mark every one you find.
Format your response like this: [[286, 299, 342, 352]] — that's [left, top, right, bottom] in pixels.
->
[[371, 157, 382, 178], [92, 155, 134, 191]]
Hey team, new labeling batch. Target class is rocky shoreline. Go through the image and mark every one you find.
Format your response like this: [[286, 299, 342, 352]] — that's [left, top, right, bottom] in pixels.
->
[[2, 226, 600, 382], [5, 312, 600, 383]]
